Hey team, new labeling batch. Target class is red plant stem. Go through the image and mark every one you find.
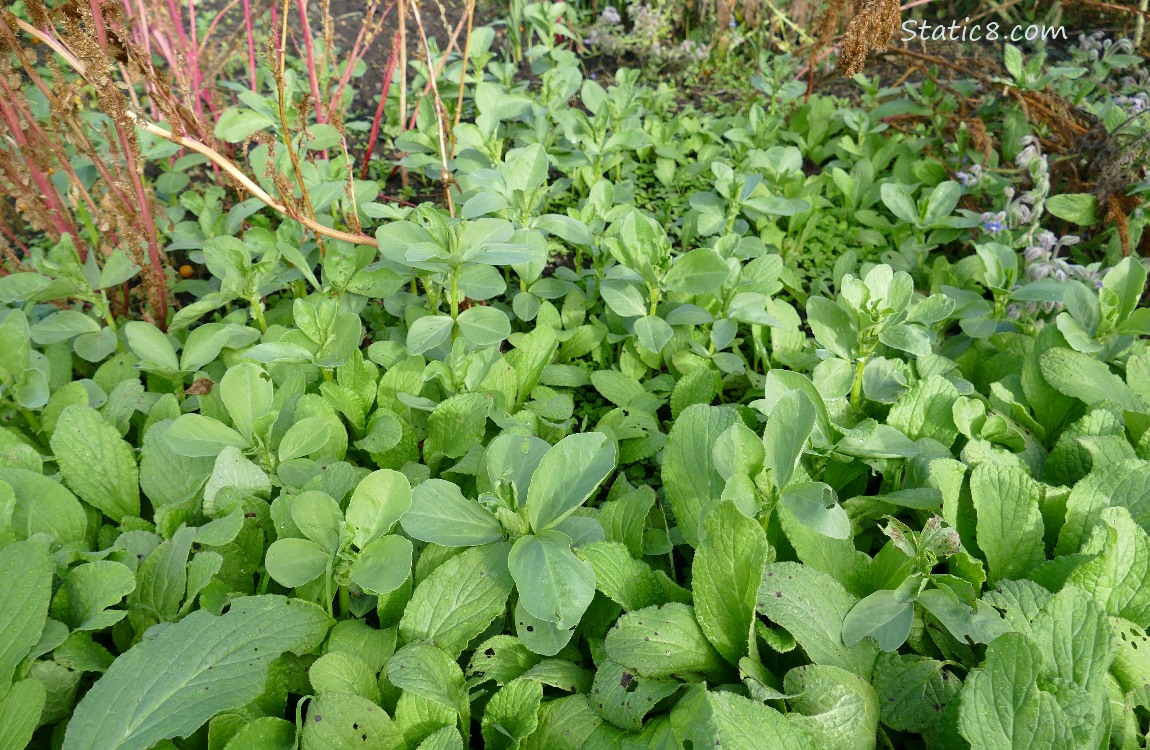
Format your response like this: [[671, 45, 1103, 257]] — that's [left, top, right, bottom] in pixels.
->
[[296, 0, 325, 123], [242, 0, 257, 91], [0, 99, 76, 241], [330, 0, 395, 111], [0, 77, 103, 222], [187, 0, 205, 118], [361, 40, 400, 179], [0, 22, 137, 218], [0, 222, 31, 256]]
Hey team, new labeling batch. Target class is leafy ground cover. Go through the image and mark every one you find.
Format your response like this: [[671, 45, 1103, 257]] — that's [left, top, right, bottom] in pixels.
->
[[2, 0, 1150, 748]]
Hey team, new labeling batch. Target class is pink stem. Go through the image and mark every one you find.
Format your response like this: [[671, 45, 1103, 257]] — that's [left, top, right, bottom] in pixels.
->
[[297, 0, 325, 123], [242, 0, 257, 91], [331, 1, 396, 110], [361, 40, 400, 179], [187, 0, 205, 119]]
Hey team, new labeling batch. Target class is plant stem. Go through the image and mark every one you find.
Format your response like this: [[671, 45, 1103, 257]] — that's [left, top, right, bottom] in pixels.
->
[[450, 0, 476, 157], [850, 356, 866, 411], [450, 272, 460, 320], [276, 0, 326, 255], [338, 584, 350, 619]]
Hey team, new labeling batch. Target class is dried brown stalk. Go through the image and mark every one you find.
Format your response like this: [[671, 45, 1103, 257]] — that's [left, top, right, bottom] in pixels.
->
[[838, 0, 901, 77]]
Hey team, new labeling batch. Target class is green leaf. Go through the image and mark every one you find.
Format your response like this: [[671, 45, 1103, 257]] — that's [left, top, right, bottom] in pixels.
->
[[214, 107, 276, 143], [457, 306, 512, 347], [957, 633, 1075, 750], [481, 678, 543, 749], [510, 531, 596, 629], [663, 248, 731, 295], [604, 603, 726, 679], [301, 692, 404, 750], [887, 375, 959, 447], [880, 182, 920, 225], [62, 596, 331, 750], [590, 659, 681, 731], [879, 324, 932, 357], [1066, 506, 1150, 628], [388, 642, 468, 718], [757, 562, 876, 678], [1032, 585, 1114, 693], [806, 297, 857, 360], [346, 469, 411, 548], [277, 417, 332, 462], [424, 393, 490, 465], [399, 543, 515, 657], [0, 539, 52, 688], [872, 653, 961, 734], [417, 727, 465, 750], [124, 321, 179, 372], [780, 482, 851, 539], [0, 469, 86, 545], [841, 585, 916, 652], [670, 684, 814, 750], [663, 405, 738, 547], [349, 535, 413, 596], [1058, 459, 1150, 554], [527, 433, 616, 532], [0, 678, 46, 750], [31, 310, 101, 345], [692, 502, 769, 665], [514, 601, 576, 657], [970, 463, 1045, 583], [408, 315, 455, 355], [633, 315, 673, 354], [264, 538, 330, 588], [762, 390, 815, 490], [291, 491, 344, 551], [784, 663, 880, 750], [1046, 193, 1099, 225], [309, 651, 382, 704], [576, 541, 664, 612], [219, 362, 274, 441], [166, 414, 249, 457], [1003, 42, 1023, 78], [50, 405, 140, 522], [402, 479, 503, 547], [1039, 348, 1144, 411]]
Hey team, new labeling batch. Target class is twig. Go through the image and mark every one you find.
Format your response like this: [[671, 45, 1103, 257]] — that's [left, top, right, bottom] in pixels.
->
[[276, 0, 327, 254], [410, 0, 455, 216], [13, 14, 378, 249], [451, 0, 476, 156]]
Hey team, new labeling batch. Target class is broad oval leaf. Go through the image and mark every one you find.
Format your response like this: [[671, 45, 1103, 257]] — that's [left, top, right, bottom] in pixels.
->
[[402, 479, 503, 547], [62, 596, 331, 750], [349, 535, 413, 596], [50, 405, 140, 522], [346, 469, 412, 548], [527, 433, 616, 532], [509, 531, 596, 629], [166, 414, 249, 457], [264, 538, 330, 588]]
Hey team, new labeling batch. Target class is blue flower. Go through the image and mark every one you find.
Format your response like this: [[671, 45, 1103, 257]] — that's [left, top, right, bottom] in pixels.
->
[[982, 219, 1005, 234], [728, 18, 737, 28]]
